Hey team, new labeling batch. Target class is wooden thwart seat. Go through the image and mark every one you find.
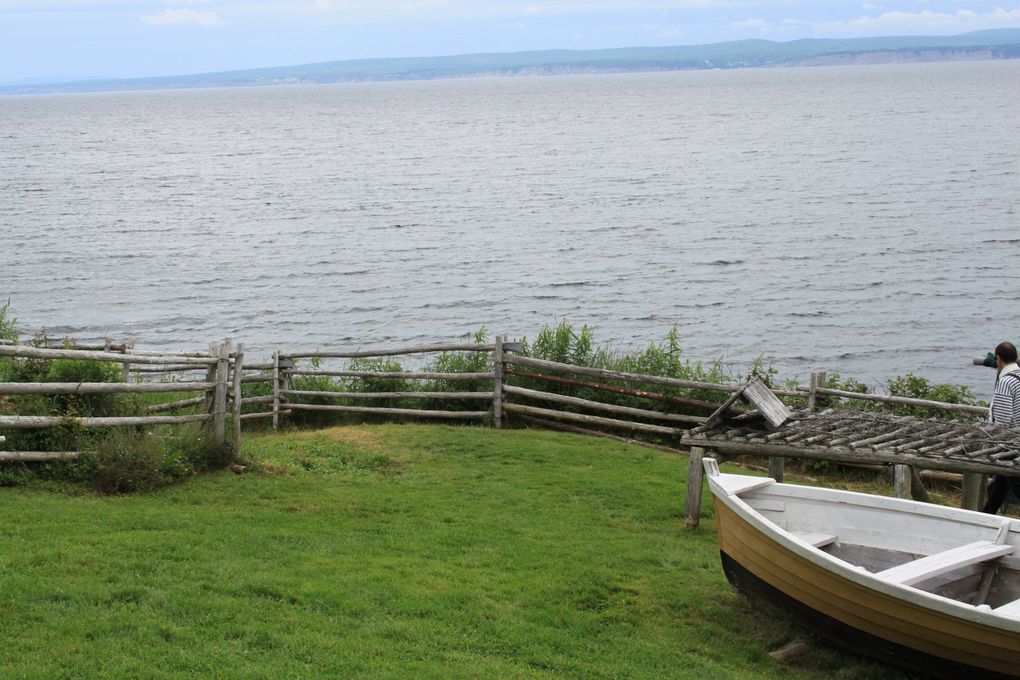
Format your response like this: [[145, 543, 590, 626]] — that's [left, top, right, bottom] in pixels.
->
[[993, 597, 1020, 619], [790, 531, 837, 549], [876, 541, 1015, 587], [714, 473, 774, 497]]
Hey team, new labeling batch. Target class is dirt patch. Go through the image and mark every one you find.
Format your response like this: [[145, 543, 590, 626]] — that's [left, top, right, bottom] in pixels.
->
[[294, 426, 384, 454]]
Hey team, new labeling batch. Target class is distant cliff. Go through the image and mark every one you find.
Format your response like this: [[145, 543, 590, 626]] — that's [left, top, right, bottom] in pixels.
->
[[4, 28, 1020, 95]]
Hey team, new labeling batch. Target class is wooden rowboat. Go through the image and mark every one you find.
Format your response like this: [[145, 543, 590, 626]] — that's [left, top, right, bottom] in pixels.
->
[[703, 458, 1020, 679]]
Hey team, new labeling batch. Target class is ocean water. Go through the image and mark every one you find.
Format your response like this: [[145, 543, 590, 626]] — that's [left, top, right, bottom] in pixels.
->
[[1, 61, 1018, 393]]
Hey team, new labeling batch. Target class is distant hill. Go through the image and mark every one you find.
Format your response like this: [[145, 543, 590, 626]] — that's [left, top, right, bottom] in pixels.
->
[[4, 28, 1020, 95]]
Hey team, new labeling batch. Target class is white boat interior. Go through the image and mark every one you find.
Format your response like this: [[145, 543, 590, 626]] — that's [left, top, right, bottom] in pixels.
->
[[708, 462, 1020, 617]]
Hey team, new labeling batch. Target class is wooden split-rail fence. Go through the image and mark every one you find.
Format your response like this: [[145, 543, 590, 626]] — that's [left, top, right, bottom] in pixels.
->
[[0, 336, 1000, 514]]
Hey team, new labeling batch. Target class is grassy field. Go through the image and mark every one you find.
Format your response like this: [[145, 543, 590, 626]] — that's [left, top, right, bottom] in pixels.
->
[[0, 425, 913, 679]]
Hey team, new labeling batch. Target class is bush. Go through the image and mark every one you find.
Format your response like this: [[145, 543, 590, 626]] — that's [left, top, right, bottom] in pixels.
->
[[78, 425, 234, 494]]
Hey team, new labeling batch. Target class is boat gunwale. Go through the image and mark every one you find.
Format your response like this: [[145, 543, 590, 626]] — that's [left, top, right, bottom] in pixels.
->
[[705, 469, 1020, 633]]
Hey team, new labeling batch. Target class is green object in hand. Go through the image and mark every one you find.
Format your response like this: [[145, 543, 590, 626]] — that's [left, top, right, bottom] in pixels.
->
[[983, 352, 997, 368]]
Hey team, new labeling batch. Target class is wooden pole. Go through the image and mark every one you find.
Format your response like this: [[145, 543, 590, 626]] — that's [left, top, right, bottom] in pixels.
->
[[205, 342, 218, 415], [893, 464, 911, 499], [121, 338, 134, 382], [272, 350, 280, 430], [962, 473, 986, 511], [768, 456, 785, 483], [493, 335, 504, 429], [685, 446, 707, 530], [232, 342, 244, 454], [213, 340, 230, 446], [909, 467, 932, 504]]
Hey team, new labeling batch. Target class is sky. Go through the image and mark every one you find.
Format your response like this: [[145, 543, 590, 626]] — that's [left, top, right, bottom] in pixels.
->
[[1, 1, 1019, 83]]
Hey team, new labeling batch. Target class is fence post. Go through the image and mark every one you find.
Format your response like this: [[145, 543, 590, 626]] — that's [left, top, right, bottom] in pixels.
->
[[962, 473, 986, 511], [213, 339, 231, 446], [493, 335, 504, 429], [205, 342, 218, 415], [232, 343, 245, 453], [685, 446, 706, 530], [272, 350, 280, 430], [893, 465, 911, 499]]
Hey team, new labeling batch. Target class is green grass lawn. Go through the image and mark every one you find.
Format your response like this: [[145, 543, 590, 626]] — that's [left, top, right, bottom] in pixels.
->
[[0, 425, 911, 679]]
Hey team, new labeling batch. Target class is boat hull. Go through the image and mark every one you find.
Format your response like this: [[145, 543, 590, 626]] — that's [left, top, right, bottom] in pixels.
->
[[714, 497, 1020, 679]]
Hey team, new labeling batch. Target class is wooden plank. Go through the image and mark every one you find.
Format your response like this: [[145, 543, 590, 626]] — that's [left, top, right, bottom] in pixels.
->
[[713, 474, 775, 496], [0, 381, 214, 395], [875, 541, 1014, 586], [287, 403, 487, 419], [0, 345, 215, 366], [282, 343, 494, 359], [742, 380, 790, 429], [502, 402, 678, 435], [503, 384, 705, 424]]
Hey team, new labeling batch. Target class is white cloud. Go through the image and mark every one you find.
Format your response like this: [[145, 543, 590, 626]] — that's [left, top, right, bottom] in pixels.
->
[[140, 8, 227, 27], [727, 6, 1020, 38], [821, 6, 1020, 35]]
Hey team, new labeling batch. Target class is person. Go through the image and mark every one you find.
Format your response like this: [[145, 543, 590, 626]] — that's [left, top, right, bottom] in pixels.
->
[[981, 341, 1020, 514]]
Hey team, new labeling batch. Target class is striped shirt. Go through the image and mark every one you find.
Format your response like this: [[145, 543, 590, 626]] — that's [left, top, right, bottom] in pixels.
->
[[991, 363, 1020, 427]]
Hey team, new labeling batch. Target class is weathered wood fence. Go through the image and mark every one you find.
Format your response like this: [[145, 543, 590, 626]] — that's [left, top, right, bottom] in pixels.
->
[[1, 335, 997, 512], [0, 340, 241, 461]]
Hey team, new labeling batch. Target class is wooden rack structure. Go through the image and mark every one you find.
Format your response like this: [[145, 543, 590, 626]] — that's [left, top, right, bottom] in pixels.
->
[[681, 380, 1017, 529]]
